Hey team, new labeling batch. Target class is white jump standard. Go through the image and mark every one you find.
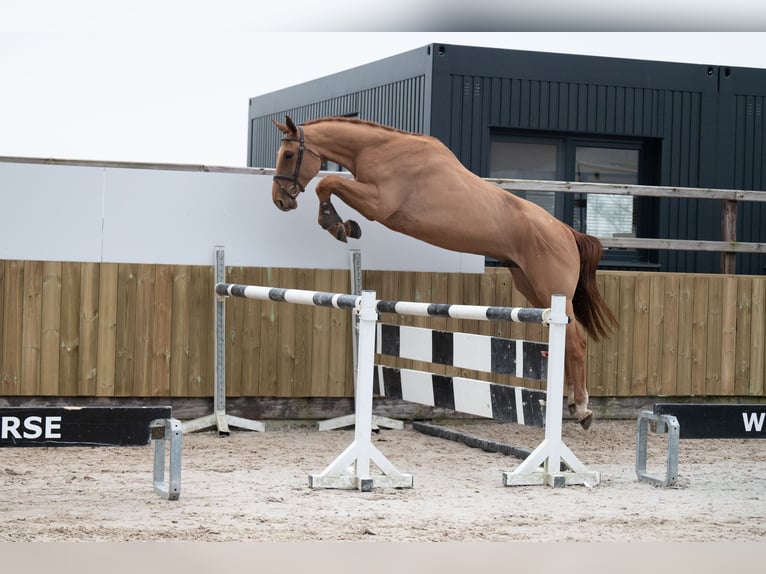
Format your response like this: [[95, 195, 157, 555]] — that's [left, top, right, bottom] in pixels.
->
[[215, 282, 600, 489]]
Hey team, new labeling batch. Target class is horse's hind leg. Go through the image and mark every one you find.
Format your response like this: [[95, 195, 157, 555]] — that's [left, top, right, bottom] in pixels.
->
[[565, 322, 592, 430], [509, 266, 592, 429]]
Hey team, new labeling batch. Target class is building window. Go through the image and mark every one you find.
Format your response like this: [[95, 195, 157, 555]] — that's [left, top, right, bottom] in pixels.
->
[[574, 146, 639, 239], [489, 132, 659, 268]]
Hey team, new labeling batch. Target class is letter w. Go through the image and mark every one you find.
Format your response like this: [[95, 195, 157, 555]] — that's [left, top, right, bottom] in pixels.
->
[[742, 412, 765, 433]]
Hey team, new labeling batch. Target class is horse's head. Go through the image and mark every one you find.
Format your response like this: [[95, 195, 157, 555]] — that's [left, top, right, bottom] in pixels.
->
[[271, 116, 322, 211]]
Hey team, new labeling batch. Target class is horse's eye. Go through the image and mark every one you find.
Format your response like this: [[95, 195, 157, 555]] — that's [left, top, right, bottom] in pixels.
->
[[284, 151, 293, 159]]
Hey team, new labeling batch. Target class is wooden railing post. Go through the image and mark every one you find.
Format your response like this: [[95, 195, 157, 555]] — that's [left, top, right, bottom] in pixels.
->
[[721, 199, 738, 274]]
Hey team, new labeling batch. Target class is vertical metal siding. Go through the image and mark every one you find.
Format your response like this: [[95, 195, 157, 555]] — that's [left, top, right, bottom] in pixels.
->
[[249, 76, 427, 169]]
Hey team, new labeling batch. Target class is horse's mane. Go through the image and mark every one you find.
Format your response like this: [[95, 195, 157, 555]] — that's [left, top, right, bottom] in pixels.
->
[[303, 117, 421, 138]]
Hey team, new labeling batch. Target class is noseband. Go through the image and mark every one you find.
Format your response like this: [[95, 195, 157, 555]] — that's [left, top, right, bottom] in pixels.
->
[[273, 126, 321, 199]]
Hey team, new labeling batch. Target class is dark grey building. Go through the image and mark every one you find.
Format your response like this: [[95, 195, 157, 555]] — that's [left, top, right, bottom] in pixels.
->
[[249, 44, 765, 274]]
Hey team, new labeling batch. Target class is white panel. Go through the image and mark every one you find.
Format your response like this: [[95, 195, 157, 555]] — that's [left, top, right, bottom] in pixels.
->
[[452, 377, 493, 418], [0, 161, 484, 272], [515, 339, 524, 378], [0, 163, 104, 262], [101, 168, 350, 267], [399, 369, 435, 407], [452, 332, 491, 371], [398, 326, 432, 362], [515, 387, 525, 426]]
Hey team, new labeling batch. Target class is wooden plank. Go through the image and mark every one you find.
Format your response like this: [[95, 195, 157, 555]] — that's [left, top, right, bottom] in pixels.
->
[[446, 271, 467, 340], [327, 268, 351, 396], [586, 273, 606, 396], [645, 274, 665, 395], [115, 263, 138, 396], [275, 267, 297, 396], [720, 276, 738, 395], [1, 261, 23, 394], [224, 265, 245, 397], [21, 261, 43, 394], [596, 273, 620, 396], [96, 263, 118, 397], [720, 199, 738, 272], [494, 178, 766, 202], [257, 267, 279, 396], [239, 266, 264, 396], [478, 270, 495, 339], [631, 273, 650, 397], [292, 268, 314, 396], [58, 262, 81, 396], [78, 262, 100, 395], [150, 264, 173, 396], [734, 277, 753, 395], [704, 276, 723, 395], [491, 268, 513, 340], [599, 237, 766, 254], [308, 268, 332, 396], [690, 276, 709, 396], [615, 273, 635, 396], [187, 265, 212, 397], [674, 274, 694, 396], [40, 261, 62, 395], [132, 265, 155, 396], [169, 265, 190, 396], [751, 278, 765, 396], [660, 274, 680, 396]]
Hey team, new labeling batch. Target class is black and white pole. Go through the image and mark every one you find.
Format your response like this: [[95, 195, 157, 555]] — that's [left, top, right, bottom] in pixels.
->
[[182, 247, 265, 435]]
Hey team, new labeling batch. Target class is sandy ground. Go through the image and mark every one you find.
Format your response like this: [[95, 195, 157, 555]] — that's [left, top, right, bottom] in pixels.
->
[[1, 419, 764, 542]]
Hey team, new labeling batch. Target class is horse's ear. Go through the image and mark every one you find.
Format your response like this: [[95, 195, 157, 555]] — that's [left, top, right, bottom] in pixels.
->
[[272, 119, 289, 135], [285, 115, 298, 134]]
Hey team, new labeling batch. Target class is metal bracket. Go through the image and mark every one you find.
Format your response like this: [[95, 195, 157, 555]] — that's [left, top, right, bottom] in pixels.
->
[[151, 418, 183, 500], [636, 410, 680, 487]]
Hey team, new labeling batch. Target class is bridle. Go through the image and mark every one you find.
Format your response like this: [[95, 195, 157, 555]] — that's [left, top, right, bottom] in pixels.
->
[[272, 126, 321, 199]]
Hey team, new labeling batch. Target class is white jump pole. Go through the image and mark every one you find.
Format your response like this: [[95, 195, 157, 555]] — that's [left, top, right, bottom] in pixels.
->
[[503, 294, 600, 487], [308, 290, 413, 490]]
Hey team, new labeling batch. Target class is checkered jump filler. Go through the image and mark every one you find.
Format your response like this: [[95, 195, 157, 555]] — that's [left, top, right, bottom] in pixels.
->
[[215, 282, 600, 490]]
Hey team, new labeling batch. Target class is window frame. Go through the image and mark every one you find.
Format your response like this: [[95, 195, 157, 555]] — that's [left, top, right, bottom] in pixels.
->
[[487, 130, 661, 269]]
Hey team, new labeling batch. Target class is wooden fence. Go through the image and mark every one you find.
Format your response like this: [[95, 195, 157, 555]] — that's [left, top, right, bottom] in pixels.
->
[[1, 260, 764, 401]]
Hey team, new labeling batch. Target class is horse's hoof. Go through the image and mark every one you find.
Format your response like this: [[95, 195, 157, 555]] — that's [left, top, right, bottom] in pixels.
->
[[568, 403, 576, 416], [332, 225, 348, 243], [347, 220, 362, 239], [578, 412, 593, 430]]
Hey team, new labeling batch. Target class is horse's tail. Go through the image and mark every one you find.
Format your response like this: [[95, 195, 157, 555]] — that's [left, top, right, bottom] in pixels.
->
[[571, 229, 619, 341]]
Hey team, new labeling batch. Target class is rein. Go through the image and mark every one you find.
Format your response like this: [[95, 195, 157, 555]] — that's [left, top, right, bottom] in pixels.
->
[[273, 126, 321, 198]]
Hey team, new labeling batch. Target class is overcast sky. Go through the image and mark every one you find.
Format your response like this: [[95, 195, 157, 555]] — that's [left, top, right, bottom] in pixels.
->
[[1, 1, 765, 166]]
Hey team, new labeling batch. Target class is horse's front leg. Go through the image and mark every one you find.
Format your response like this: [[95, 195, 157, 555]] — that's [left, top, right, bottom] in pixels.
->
[[315, 176, 365, 242], [317, 198, 361, 242]]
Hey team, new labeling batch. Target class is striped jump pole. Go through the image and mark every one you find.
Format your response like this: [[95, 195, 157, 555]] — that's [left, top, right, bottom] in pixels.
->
[[216, 283, 413, 491], [216, 283, 600, 489]]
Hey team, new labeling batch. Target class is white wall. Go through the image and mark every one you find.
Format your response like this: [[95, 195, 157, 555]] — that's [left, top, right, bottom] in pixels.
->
[[0, 160, 483, 272]]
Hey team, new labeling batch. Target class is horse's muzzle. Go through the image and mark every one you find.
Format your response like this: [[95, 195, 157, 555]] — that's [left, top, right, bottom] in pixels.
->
[[272, 181, 299, 211], [273, 194, 297, 212]]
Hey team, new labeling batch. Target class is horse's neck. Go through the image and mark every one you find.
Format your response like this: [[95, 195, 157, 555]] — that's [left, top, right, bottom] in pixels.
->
[[306, 121, 385, 173]]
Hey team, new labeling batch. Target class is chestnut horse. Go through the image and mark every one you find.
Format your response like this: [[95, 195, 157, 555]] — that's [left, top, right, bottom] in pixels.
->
[[271, 115, 617, 429]]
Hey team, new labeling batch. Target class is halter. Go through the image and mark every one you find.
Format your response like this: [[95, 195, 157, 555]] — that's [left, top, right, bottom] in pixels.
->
[[272, 126, 321, 198]]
